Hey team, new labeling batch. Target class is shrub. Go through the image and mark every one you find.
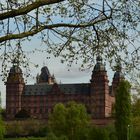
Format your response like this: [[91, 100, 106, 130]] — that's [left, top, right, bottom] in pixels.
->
[[88, 126, 110, 140], [5, 119, 48, 137], [0, 115, 5, 140]]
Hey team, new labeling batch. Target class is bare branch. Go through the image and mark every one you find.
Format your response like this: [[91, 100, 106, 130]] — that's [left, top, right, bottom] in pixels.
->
[[0, 0, 65, 20], [0, 14, 112, 43]]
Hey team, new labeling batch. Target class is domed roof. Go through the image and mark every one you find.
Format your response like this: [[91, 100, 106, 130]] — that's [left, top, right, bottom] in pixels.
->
[[39, 66, 51, 82], [9, 65, 22, 74], [93, 56, 105, 71], [41, 66, 51, 76]]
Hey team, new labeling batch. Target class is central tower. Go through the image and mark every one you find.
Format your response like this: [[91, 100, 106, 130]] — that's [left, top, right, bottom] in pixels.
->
[[36, 66, 55, 84]]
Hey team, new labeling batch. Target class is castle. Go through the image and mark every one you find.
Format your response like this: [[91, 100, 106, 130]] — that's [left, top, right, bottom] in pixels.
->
[[5, 56, 123, 125]]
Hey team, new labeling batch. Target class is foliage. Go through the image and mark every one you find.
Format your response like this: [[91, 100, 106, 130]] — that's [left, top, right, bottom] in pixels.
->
[[0, 108, 6, 120], [104, 124, 117, 140], [132, 117, 140, 140], [5, 137, 48, 140], [5, 119, 47, 137], [0, 0, 140, 80], [88, 126, 110, 140], [48, 101, 119, 140], [131, 94, 140, 140], [48, 101, 90, 140], [48, 103, 66, 136], [115, 80, 132, 140], [47, 132, 68, 140], [132, 97, 140, 117], [0, 92, 1, 108], [0, 113, 5, 140]]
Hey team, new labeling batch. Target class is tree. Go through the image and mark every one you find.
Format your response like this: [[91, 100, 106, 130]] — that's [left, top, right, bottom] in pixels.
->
[[132, 97, 140, 117], [115, 80, 131, 140], [48, 101, 90, 140], [48, 103, 67, 137], [0, 92, 1, 109], [132, 116, 140, 140], [131, 93, 140, 140], [0, 0, 140, 79]]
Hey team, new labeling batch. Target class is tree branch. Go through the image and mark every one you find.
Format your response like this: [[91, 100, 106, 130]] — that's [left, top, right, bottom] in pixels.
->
[[0, 0, 65, 20], [0, 15, 112, 43]]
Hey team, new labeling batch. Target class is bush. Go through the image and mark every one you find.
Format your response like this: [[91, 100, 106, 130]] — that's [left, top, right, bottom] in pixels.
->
[[88, 126, 110, 140], [105, 124, 117, 140], [0, 115, 5, 140], [5, 119, 48, 137], [47, 132, 68, 140], [0, 108, 6, 120]]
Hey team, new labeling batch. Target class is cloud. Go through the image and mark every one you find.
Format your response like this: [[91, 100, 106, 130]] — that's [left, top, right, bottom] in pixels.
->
[[55, 66, 91, 79]]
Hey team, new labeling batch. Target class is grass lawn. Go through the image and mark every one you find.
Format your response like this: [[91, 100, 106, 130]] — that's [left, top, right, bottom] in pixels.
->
[[5, 137, 47, 140]]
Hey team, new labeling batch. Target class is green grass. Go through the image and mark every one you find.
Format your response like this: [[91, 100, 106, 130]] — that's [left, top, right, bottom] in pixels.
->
[[5, 137, 47, 140]]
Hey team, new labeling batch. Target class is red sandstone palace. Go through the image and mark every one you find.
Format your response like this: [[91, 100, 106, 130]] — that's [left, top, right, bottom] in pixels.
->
[[6, 56, 123, 123]]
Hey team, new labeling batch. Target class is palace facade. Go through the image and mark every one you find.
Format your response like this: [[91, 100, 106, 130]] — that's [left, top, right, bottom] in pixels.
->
[[5, 56, 123, 124]]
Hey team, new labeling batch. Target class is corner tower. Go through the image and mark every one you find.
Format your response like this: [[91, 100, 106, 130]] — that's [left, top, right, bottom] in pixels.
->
[[6, 60, 24, 119], [90, 56, 111, 118]]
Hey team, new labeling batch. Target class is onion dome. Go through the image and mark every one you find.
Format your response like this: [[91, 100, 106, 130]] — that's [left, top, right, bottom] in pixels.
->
[[93, 55, 106, 71]]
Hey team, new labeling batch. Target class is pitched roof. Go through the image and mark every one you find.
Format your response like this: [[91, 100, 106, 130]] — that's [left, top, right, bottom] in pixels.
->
[[23, 83, 90, 95], [24, 84, 52, 95], [59, 83, 90, 94]]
